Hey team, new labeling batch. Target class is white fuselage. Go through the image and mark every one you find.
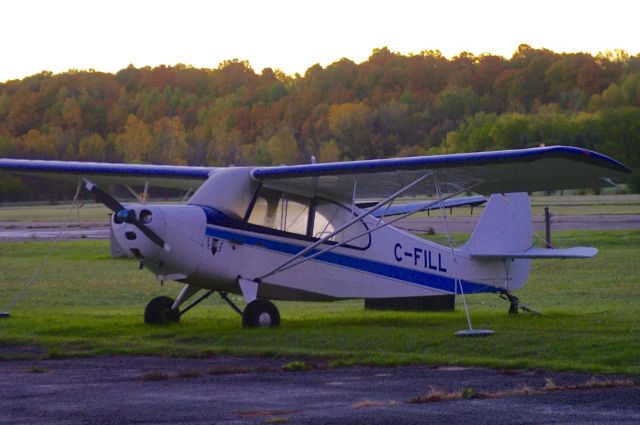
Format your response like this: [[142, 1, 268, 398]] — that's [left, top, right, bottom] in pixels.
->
[[110, 168, 531, 301]]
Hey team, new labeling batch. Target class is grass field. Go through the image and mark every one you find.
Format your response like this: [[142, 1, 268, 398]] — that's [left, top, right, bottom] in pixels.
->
[[0, 230, 639, 375], [1, 194, 639, 222]]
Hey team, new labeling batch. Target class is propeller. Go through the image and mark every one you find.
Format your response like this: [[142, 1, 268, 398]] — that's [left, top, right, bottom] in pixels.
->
[[83, 180, 170, 251]]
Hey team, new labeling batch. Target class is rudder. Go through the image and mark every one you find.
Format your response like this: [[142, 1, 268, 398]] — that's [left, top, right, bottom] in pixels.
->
[[461, 192, 532, 291], [463, 192, 532, 256]]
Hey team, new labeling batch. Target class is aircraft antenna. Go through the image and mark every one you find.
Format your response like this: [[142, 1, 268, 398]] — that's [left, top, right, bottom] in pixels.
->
[[433, 173, 493, 337]]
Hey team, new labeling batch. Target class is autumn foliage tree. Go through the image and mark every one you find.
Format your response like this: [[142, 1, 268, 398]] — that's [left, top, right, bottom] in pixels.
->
[[1, 45, 640, 200], [115, 115, 153, 163]]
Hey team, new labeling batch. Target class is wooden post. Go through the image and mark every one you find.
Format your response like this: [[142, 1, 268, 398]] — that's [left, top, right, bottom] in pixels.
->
[[544, 206, 552, 248]]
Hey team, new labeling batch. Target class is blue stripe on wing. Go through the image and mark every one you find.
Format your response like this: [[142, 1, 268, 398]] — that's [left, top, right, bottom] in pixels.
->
[[252, 146, 630, 179], [0, 158, 213, 179]]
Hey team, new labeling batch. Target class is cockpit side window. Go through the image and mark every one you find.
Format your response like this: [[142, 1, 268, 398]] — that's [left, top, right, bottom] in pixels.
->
[[247, 188, 310, 235], [313, 200, 370, 249], [245, 187, 370, 249]]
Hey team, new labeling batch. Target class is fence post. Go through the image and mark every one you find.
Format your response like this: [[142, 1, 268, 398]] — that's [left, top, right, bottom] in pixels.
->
[[544, 206, 552, 248]]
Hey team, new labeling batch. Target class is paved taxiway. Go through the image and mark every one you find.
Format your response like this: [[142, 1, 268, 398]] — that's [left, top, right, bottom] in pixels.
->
[[0, 356, 638, 424]]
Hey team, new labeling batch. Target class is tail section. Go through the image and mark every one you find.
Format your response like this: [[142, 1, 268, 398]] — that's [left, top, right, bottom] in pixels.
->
[[456, 193, 532, 291], [463, 192, 532, 257], [463, 192, 597, 260], [461, 192, 597, 291]]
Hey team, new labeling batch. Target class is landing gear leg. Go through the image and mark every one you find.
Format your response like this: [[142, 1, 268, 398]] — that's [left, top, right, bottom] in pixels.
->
[[499, 290, 541, 315], [218, 291, 243, 316], [172, 289, 242, 319], [500, 290, 520, 314]]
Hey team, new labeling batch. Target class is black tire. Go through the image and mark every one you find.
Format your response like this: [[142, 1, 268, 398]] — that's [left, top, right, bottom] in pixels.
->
[[242, 299, 280, 328], [508, 301, 519, 315], [144, 296, 180, 325]]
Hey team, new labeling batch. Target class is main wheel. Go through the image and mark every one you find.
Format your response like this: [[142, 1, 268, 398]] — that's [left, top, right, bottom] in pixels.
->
[[144, 296, 180, 325], [242, 299, 280, 328]]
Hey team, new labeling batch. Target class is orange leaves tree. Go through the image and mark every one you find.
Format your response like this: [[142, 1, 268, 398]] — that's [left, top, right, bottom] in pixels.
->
[[0, 47, 639, 196]]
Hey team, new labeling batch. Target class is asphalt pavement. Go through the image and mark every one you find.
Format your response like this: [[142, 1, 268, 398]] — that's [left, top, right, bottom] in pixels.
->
[[0, 356, 638, 424]]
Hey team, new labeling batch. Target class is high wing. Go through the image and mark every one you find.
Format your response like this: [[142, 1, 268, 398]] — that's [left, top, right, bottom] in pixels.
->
[[0, 146, 631, 199], [0, 158, 215, 190], [251, 146, 631, 200]]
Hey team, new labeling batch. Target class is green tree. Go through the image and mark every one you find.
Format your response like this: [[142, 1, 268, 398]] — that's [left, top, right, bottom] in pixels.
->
[[0, 134, 16, 157], [0, 175, 27, 201], [318, 139, 342, 162], [533, 112, 572, 145], [114, 115, 153, 163], [599, 107, 640, 191], [443, 112, 498, 152], [434, 86, 480, 121], [78, 133, 106, 161], [489, 113, 533, 149], [151, 116, 187, 164], [328, 102, 373, 158], [569, 111, 604, 149], [15, 129, 56, 158], [265, 127, 299, 165], [396, 144, 428, 157]]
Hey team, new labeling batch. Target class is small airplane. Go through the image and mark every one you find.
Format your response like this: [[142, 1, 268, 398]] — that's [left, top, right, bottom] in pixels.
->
[[0, 146, 630, 328]]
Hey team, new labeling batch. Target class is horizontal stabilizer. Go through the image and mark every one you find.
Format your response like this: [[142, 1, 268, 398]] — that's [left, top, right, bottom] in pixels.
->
[[367, 196, 486, 218], [470, 246, 598, 259]]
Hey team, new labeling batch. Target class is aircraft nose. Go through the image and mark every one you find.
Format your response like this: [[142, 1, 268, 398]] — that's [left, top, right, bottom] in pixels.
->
[[111, 206, 166, 260]]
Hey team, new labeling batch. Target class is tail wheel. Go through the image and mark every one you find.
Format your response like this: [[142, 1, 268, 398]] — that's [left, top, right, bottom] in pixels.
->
[[144, 296, 180, 325], [242, 299, 280, 328]]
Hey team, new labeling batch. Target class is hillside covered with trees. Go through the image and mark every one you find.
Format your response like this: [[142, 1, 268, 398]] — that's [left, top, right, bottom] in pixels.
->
[[1, 44, 639, 199]]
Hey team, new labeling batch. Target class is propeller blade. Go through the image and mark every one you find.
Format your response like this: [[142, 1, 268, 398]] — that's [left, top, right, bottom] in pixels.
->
[[83, 179, 169, 251], [84, 180, 125, 213], [133, 221, 169, 251]]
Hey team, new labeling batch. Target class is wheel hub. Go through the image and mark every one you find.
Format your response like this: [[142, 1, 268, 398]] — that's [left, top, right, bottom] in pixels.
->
[[258, 312, 272, 327]]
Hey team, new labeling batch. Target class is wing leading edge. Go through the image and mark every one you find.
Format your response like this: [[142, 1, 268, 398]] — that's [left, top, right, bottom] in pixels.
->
[[1, 146, 630, 198], [251, 146, 630, 199], [0, 158, 215, 190]]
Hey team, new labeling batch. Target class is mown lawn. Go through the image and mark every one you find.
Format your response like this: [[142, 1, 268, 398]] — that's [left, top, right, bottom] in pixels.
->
[[0, 230, 638, 374], [1, 194, 639, 222]]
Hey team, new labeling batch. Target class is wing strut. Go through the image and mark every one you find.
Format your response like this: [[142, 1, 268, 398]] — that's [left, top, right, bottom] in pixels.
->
[[263, 184, 478, 280], [258, 172, 483, 281], [258, 171, 434, 280], [431, 172, 493, 337]]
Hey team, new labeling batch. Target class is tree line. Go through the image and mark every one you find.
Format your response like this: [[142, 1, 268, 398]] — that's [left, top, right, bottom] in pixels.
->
[[1, 44, 639, 200]]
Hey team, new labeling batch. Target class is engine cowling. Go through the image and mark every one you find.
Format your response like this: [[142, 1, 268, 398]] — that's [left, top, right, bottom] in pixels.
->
[[111, 205, 207, 282]]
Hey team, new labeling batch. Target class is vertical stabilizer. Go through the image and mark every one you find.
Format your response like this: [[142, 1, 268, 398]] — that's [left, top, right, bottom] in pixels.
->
[[463, 192, 532, 256], [460, 192, 532, 291]]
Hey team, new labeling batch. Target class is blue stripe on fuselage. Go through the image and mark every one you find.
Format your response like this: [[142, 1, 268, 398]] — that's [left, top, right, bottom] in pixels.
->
[[204, 225, 496, 295]]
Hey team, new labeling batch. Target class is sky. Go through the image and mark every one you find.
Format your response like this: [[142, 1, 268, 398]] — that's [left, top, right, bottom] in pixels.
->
[[1, 0, 638, 82]]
